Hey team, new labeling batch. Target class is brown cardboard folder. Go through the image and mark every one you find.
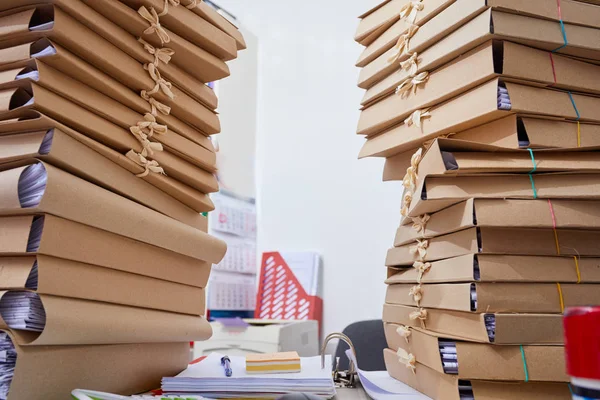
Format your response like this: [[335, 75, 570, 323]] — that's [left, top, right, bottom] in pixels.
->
[[0, 128, 214, 224], [81, 0, 230, 84], [0, 255, 206, 315], [385, 281, 600, 313], [359, 79, 600, 159], [0, 4, 218, 120], [358, 41, 600, 137], [394, 198, 600, 246], [356, 0, 451, 67], [0, 83, 218, 194], [117, 0, 237, 61], [0, 59, 218, 173], [359, 0, 600, 90], [190, 0, 246, 50], [25, 39, 216, 151], [2, 335, 189, 400], [384, 349, 571, 400], [382, 303, 564, 344], [0, 214, 211, 287], [385, 325, 567, 382], [0, 291, 211, 345], [451, 115, 600, 151], [386, 254, 600, 284], [0, 112, 214, 215], [386, 226, 600, 265], [0, 162, 226, 264], [409, 173, 600, 217], [364, 8, 600, 105]]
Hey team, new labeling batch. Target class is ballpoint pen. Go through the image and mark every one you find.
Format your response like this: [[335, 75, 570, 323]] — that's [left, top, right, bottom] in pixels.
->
[[221, 355, 233, 377]]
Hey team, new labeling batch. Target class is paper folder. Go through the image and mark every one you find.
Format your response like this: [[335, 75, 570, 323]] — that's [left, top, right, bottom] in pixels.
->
[[0, 60, 217, 172], [0, 111, 213, 215], [0, 291, 211, 345], [0, 214, 211, 287], [0, 256, 206, 315], [0, 83, 218, 194], [2, 332, 189, 399], [0, 161, 226, 263], [80, 0, 230, 85], [117, 0, 237, 60], [383, 349, 571, 400], [0, 128, 213, 226], [0, 4, 217, 118]]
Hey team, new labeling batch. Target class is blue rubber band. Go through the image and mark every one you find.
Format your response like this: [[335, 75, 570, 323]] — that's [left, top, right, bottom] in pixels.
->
[[552, 19, 568, 53], [520, 345, 530, 382], [567, 92, 581, 120]]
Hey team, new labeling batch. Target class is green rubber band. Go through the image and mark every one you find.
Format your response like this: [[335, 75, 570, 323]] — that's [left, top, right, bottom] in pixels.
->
[[520, 345, 530, 382]]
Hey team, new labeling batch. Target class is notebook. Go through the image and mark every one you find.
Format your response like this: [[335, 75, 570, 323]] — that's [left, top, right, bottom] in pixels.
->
[[162, 352, 336, 399]]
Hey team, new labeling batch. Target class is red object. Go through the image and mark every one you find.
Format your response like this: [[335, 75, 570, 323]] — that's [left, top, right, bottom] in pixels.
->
[[564, 306, 600, 380], [255, 252, 323, 330]]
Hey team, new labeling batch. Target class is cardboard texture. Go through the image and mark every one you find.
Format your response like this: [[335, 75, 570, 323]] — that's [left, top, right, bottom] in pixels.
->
[[81, 0, 230, 84], [363, 9, 600, 105], [191, 1, 246, 50], [409, 173, 600, 217], [385, 135, 600, 183], [394, 199, 600, 246], [357, 0, 452, 67], [0, 83, 218, 194], [0, 4, 218, 115], [53, 0, 221, 106], [0, 162, 226, 264], [4, 336, 189, 400], [382, 303, 564, 344], [0, 255, 207, 315], [386, 226, 600, 265], [385, 281, 600, 313], [0, 59, 219, 173], [117, 0, 237, 60], [0, 129, 213, 227], [31, 39, 216, 151], [359, 79, 600, 159], [359, 0, 600, 89], [359, 41, 600, 136], [386, 254, 600, 284], [355, 0, 404, 45], [450, 115, 600, 151], [0, 111, 214, 215], [0, 214, 210, 287], [384, 349, 571, 400], [385, 325, 567, 382], [0, 291, 210, 345]]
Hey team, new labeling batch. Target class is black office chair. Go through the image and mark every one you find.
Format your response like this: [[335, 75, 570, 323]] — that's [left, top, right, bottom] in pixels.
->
[[333, 319, 387, 372]]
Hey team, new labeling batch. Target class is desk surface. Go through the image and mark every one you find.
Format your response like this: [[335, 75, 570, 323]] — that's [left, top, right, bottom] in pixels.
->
[[334, 384, 370, 400]]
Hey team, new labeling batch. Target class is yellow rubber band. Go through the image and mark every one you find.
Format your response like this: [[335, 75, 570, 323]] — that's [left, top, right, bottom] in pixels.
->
[[574, 256, 581, 284], [557, 283, 565, 313], [553, 229, 561, 256]]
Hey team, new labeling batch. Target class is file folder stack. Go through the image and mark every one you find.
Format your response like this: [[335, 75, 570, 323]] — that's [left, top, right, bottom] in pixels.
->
[[354, 1, 600, 399], [0, 1, 245, 399]]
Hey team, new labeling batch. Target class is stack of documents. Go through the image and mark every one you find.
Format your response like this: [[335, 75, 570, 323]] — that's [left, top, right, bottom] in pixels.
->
[[353, 1, 600, 399], [162, 353, 336, 399], [0, 0, 246, 398]]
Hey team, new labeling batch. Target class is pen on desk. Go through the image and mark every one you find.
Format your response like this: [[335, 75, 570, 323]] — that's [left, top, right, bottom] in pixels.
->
[[221, 355, 233, 377]]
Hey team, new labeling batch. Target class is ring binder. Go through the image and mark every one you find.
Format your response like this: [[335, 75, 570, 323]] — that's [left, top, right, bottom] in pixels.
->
[[321, 332, 358, 388]]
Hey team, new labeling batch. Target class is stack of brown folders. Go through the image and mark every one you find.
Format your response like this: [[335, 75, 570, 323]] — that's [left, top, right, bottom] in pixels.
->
[[0, 1, 245, 398], [355, 1, 600, 399]]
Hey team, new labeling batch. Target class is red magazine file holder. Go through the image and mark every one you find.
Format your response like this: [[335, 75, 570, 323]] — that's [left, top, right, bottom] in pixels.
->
[[255, 252, 323, 330]]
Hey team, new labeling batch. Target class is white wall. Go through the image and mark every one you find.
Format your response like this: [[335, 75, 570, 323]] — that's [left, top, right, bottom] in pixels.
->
[[218, 0, 404, 338], [214, 27, 258, 199]]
